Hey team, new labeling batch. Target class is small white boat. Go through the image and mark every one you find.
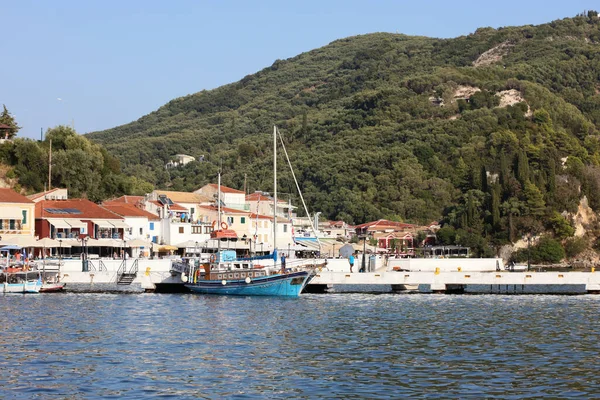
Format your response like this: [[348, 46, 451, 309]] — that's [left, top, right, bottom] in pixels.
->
[[1, 269, 42, 294]]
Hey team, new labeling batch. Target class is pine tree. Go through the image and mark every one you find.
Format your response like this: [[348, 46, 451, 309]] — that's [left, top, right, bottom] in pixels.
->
[[0, 105, 21, 139], [524, 181, 546, 216]]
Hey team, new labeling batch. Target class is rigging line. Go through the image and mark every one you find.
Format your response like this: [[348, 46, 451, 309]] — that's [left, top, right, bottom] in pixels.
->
[[276, 127, 322, 254]]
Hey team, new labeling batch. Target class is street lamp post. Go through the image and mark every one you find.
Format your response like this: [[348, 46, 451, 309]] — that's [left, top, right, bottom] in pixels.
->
[[527, 235, 531, 271], [361, 235, 367, 273]]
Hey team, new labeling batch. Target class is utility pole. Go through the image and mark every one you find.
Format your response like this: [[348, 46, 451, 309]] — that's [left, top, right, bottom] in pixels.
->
[[48, 139, 52, 190]]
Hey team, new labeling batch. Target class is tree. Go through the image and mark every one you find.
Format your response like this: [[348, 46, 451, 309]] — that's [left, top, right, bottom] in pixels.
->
[[548, 211, 575, 240], [524, 182, 546, 216], [0, 105, 21, 139]]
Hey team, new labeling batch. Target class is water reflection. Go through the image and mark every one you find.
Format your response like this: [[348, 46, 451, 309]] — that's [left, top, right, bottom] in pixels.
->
[[0, 293, 599, 398]]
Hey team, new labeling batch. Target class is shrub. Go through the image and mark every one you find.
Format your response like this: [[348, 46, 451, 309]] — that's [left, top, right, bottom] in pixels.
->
[[564, 237, 588, 258]]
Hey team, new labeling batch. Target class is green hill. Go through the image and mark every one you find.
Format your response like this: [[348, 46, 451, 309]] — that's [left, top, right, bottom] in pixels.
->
[[89, 12, 600, 255]]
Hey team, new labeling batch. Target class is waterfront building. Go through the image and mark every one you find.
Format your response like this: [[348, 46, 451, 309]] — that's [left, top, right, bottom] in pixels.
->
[[0, 188, 36, 240], [195, 183, 248, 211], [101, 202, 160, 242], [35, 198, 127, 245]]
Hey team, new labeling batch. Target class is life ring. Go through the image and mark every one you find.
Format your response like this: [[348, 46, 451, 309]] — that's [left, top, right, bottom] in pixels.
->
[[221, 222, 228, 230], [209, 254, 216, 263], [211, 220, 217, 229]]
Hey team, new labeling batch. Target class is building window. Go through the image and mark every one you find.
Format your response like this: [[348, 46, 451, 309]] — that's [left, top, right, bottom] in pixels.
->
[[179, 227, 184, 234], [241, 217, 246, 224], [9, 220, 15, 230], [0, 219, 3, 229], [283, 224, 287, 233], [150, 222, 154, 230], [139, 228, 143, 235], [227, 216, 234, 225], [22, 210, 27, 224], [191, 207, 195, 215]]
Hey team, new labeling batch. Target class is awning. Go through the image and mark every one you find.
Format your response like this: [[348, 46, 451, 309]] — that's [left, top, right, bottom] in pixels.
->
[[67, 220, 87, 229], [91, 219, 113, 228], [109, 220, 129, 229], [0, 207, 24, 219], [47, 219, 71, 229]]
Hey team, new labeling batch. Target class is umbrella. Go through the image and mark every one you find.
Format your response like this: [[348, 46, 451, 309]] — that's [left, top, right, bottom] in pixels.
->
[[158, 245, 178, 252], [0, 236, 39, 247], [128, 239, 155, 248], [0, 244, 23, 250], [339, 243, 354, 258]]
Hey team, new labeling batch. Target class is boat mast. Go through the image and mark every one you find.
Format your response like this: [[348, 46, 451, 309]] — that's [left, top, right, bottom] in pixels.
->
[[273, 126, 277, 255], [217, 170, 221, 262]]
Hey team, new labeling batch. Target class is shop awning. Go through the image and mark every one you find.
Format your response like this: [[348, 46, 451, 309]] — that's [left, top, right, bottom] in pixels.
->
[[0, 207, 24, 219], [92, 219, 113, 228], [109, 220, 129, 229], [47, 218, 71, 229], [67, 220, 87, 229]]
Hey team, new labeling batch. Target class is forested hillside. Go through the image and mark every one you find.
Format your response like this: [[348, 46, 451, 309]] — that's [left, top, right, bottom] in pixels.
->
[[89, 12, 600, 256]]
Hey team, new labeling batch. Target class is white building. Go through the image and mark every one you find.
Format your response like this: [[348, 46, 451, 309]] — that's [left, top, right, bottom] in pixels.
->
[[165, 154, 196, 168], [101, 202, 161, 243], [195, 183, 248, 211]]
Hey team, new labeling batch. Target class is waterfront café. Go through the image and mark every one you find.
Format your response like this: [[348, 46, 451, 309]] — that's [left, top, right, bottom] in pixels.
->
[[35, 199, 130, 258]]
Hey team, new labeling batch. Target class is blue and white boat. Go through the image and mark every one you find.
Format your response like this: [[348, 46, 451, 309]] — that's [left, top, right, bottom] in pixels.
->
[[185, 126, 315, 297], [185, 243, 313, 297]]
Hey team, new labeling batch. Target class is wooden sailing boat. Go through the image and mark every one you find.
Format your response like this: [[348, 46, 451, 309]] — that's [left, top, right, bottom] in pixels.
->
[[185, 126, 312, 296]]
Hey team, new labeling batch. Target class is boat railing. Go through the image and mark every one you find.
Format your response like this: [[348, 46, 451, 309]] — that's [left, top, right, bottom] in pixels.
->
[[98, 260, 107, 272]]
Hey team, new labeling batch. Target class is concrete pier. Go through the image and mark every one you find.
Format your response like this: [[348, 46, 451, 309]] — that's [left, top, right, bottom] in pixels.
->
[[309, 270, 600, 294]]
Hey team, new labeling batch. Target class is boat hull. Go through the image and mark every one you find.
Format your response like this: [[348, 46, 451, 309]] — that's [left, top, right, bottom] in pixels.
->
[[2, 280, 42, 294], [40, 282, 65, 293], [186, 271, 310, 296]]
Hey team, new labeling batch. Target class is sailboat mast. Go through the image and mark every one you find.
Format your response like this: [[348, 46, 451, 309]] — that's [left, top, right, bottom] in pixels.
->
[[217, 171, 221, 261], [273, 126, 277, 254]]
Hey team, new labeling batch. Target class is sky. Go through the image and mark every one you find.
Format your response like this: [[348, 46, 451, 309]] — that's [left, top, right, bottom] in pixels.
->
[[2, 0, 598, 139]]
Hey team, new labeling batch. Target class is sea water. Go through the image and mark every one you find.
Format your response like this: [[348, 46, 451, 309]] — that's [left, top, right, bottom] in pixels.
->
[[1, 293, 599, 398]]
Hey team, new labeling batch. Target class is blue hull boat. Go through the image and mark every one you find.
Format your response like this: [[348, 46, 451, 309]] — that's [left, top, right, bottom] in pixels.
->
[[186, 270, 311, 297]]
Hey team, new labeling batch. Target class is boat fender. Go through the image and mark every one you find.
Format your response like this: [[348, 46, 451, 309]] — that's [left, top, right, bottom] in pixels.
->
[[245, 277, 251, 284], [221, 280, 227, 286], [181, 274, 188, 283], [210, 254, 216, 263], [221, 222, 228, 230]]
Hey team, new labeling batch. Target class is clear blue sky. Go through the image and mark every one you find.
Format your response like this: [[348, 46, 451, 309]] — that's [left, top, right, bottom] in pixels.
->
[[3, 0, 597, 139]]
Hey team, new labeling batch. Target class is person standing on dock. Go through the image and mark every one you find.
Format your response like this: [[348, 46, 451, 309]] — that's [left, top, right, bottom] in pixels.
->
[[349, 253, 355, 273]]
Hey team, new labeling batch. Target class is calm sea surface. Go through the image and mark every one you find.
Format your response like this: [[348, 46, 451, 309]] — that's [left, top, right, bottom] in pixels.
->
[[1, 293, 600, 399]]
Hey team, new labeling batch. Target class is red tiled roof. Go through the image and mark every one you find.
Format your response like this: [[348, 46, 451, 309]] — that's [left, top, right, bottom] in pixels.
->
[[108, 195, 145, 204], [36, 199, 123, 219], [102, 203, 160, 220], [0, 123, 11, 129], [207, 183, 244, 194], [210, 229, 238, 240], [169, 203, 187, 211], [355, 219, 416, 230], [0, 188, 34, 204], [249, 213, 273, 221], [149, 200, 163, 208]]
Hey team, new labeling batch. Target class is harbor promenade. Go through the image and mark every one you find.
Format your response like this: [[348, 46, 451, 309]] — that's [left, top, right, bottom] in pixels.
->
[[309, 269, 600, 294]]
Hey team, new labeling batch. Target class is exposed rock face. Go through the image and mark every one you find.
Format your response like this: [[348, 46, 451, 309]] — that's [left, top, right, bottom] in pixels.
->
[[473, 41, 514, 67], [573, 196, 597, 237], [495, 89, 532, 116]]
